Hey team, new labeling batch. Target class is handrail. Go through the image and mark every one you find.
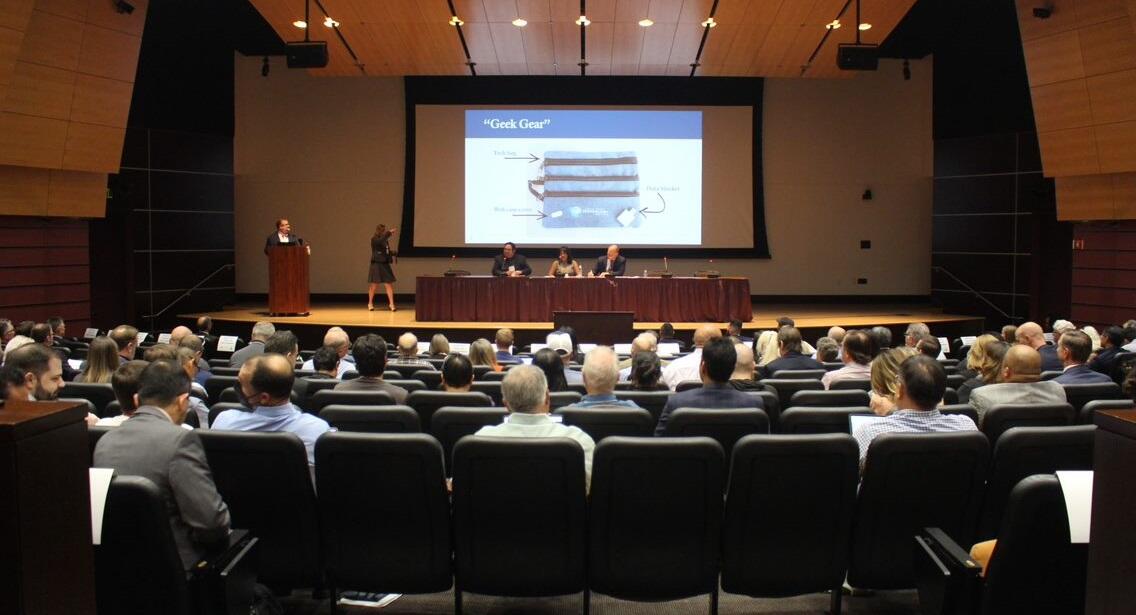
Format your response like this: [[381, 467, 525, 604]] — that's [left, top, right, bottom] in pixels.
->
[[143, 264, 235, 329], [931, 266, 1013, 320]]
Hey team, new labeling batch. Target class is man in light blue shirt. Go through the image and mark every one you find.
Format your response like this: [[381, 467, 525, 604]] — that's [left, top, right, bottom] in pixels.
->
[[564, 346, 642, 410], [299, 327, 355, 378], [212, 353, 332, 465]]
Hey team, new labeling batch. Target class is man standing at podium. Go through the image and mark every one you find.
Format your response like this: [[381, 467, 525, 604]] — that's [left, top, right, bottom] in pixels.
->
[[264, 218, 306, 254]]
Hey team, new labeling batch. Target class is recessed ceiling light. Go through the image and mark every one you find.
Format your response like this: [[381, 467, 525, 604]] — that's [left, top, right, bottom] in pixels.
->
[[825, 19, 841, 30], [449, 15, 464, 26], [512, 18, 527, 27], [575, 15, 591, 26], [701, 17, 717, 28], [323, 16, 339, 28], [292, 20, 307, 28], [858, 22, 872, 30], [638, 18, 654, 27]]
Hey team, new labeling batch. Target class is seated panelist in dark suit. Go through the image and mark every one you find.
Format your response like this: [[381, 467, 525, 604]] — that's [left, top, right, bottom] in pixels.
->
[[264, 218, 306, 254], [654, 337, 763, 436], [1053, 330, 1116, 385], [491, 241, 531, 277], [589, 244, 627, 278]]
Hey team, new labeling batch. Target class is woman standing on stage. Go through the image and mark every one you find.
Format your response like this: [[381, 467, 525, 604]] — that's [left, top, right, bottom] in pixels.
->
[[368, 224, 398, 311]]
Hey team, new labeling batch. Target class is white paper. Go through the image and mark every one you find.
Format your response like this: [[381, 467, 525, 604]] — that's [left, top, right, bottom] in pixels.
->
[[337, 593, 402, 608], [1043, 332, 1055, 343], [216, 335, 239, 352], [938, 337, 950, 352], [960, 335, 977, 346], [657, 343, 681, 357], [578, 343, 597, 353], [138, 332, 151, 344], [1057, 470, 1093, 544], [848, 414, 888, 434], [83, 327, 99, 339], [449, 342, 470, 355], [529, 343, 548, 352], [89, 468, 115, 545], [156, 333, 171, 344], [416, 342, 430, 354], [614, 343, 632, 355], [68, 359, 83, 371]]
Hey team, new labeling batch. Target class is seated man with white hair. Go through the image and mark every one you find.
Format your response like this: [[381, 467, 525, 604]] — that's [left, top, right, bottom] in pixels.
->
[[475, 365, 595, 487], [300, 326, 356, 377], [389, 332, 435, 369], [618, 333, 661, 380], [566, 347, 643, 409]]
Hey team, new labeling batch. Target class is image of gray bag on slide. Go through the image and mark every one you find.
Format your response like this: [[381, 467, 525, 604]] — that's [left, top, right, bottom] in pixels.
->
[[528, 151, 644, 228]]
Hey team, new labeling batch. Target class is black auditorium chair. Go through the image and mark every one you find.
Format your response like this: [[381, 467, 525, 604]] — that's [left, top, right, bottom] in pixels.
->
[[406, 391, 493, 431], [723, 434, 859, 615], [341, 371, 360, 380], [661, 408, 769, 456], [319, 405, 420, 433], [779, 407, 871, 434], [472, 365, 493, 379], [789, 389, 870, 408], [822, 362, 844, 371], [210, 366, 240, 377], [299, 378, 339, 408], [61, 397, 97, 418], [1079, 398, 1134, 424], [470, 381, 503, 405], [382, 370, 403, 380], [1061, 382, 1125, 417], [748, 390, 780, 428], [1040, 370, 1063, 381], [549, 391, 583, 410], [426, 358, 445, 370], [916, 475, 1088, 615], [614, 390, 672, 422], [208, 402, 244, 427], [977, 425, 1095, 540], [429, 407, 507, 475], [760, 379, 824, 412], [60, 382, 116, 416], [387, 363, 430, 379], [770, 368, 826, 380], [981, 403, 1075, 444], [557, 406, 655, 441], [480, 370, 507, 381], [946, 373, 966, 390], [675, 380, 703, 392], [452, 437, 588, 614], [87, 424, 111, 465], [309, 389, 396, 415], [315, 433, 452, 614], [847, 431, 990, 592], [385, 379, 427, 394], [942, 387, 960, 405], [197, 431, 322, 592], [829, 378, 871, 391], [940, 404, 980, 426], [413, 370, 442, 390], [203, 375, 239, 405], [589, 437, 725, 612]]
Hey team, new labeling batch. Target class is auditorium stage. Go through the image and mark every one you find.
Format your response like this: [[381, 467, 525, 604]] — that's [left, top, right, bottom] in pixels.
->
[[182, 301, 986, 349]]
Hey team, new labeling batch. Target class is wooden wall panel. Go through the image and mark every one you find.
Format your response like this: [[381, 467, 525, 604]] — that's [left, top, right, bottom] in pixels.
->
[[0, 112, 67, 167], [1086, 68, 1136, 123], [1071, 221, 1136, 327], [0, 215, 91, 331], [2, 61, 74, 119]]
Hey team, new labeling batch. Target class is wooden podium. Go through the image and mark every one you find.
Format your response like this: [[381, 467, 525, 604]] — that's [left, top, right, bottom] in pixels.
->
[[0, 400, 96, 615], [267, 244, 310, 316]]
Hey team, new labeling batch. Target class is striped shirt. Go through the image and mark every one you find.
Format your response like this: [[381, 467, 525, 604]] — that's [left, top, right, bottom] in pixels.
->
[[852, 409, 977, 463]]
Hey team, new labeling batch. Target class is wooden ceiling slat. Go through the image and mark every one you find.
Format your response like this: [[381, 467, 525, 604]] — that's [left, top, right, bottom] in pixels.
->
[[615, 0, 651, 23], [667, 22, 703, 71], [586, 21, 615, 67], [646, 0, 683, 23], [524, 20, 557, 65], [462, 22, 498, 63], [454, 0, 487, 23], [588, 0, 618, 22], [610, 22, 645, 64], [699, 22, 740, 66], [482, 0, 520, 22], [640, 19, 677, 65], [489, 21, 527, 63], [549, 0, 578, 23], [517, 0, 552, 23], [677, 0, 713, 23]]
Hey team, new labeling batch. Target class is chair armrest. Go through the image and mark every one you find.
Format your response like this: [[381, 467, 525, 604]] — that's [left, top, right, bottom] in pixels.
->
[[914, 528, 982, 615], [924, 527, 982, 572], [191, 530, 259, 615]]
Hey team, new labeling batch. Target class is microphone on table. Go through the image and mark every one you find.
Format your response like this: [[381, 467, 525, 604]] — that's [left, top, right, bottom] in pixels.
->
[[697, 258, 720, 279], [658, 256, 673, 278], [444, 254, 470, 277]]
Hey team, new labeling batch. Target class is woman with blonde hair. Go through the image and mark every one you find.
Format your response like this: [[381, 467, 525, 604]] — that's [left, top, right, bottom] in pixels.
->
[[75, 336, 118, 384], [1082, 325, 1102, 352], [753, 330, 780, 368], [427, 334, 450, 358], [468, 338, 502, 372], [956, 334, 1009, 404], [869, 346, 919, 415]]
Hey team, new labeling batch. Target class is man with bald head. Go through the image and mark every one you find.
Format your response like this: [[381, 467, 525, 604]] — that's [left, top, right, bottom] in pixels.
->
[[390, 332, 434, 370], [618, 332, 661, 379], [566, 346, 643, 409], [169, 325, 211, 376], [300, 326, 355, 377], [968, 344, 1066, 425], [1015, 321, 1063, 372], [589, 244, 627, 278], [661, 324, 722, 390], [729, 342, 763, 391], [211, 354, 332, 465]]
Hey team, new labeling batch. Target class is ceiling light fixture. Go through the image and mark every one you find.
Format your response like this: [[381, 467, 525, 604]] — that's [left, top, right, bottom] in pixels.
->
[[701, 17, 716, 28], [825, 19, 841, 29], [638, 18, 654, 27], [512, 18, 527, 27], [858, 22, 872, 30], [449, 15, 464, 26], [292, 20, 307, 28], [323, 16, 339, 28], [576, 15, 591, 26]]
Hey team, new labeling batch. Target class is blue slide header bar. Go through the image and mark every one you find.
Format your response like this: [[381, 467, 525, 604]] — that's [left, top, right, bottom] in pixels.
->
[[466, 110, 702, 139]]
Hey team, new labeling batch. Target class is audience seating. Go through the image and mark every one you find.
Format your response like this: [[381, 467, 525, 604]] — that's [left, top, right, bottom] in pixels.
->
[[722, 434, 859, 615], [210, 366, 240, 376], [980, 403, 1075, 443], [387, 364, 430, 379], [675, 379, 703, 392], [429, 407, 507, 475], [789, 389, 870, 408], [208, 358, 229, 369], [384, 379, 427, 394], [556, 407, 654, 441], [309, 389, 396, 414], [760, 379, 824, 411], [916, 475, 1088, 615], [847, 431, 990, 591], [451, 437, 588, 614], [614, 390, 672, 422], [977, 425, 1095, 540], [1061, 382, 1125, 416], [822, 362, 844, 371], [318, 405, 420, 433], [197, 430, 322, 592], [946, 374, 965, 390], [779, 407, 872, 434], [566, 383, 588, 395], [1040, 370, 1062, 381], [203, 375, 239, 405], [61, 397, 97, 417], [479, 370, 507, 381], [662, 408, 769, 455], [406, 391, 493, 431], [1079, 399, 1134, 424], [588, 437, 725, 611], [88, 424, 111, 465], [342, 371, 360, 380], [1111, 351, 1136, 384], [60, 382, 116, 416], [940, 404, 980, 426], [413, 370, 442, 390], [549, 391, 583, 410], [315, 433, 452, 613], [472, 365, 493, 379], [469, 381, 503, 405], [299, 378, 339, 407], [426, 358, 445, 369], [208, 402, 244, 427], [829, 378, 871, 391], [749, 390, 780, 427], [770, 368, 826, 380], [943, 387, 959, 405], [378, 370, 401, 380]]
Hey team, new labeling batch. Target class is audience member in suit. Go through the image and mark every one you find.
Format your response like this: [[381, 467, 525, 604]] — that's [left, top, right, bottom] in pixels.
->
[[661, 324, 722, 390], [870, 326, 892, 356], [821, 330, 875, 389], [915, 335, 941, 359], [390, 332, 435, 369], [263, 218, 305, 254], [46, 317, 69, 342], [143, 344, 210, 426], [294, 345, 340, 405], [212, 354, 332, 465], [968, 344, 1067, 425], [564, 346, 642, 409], [109, 324, 140, 365], [956, 334, 1008, 404], [1089, 325, 1125, 377], [589, 244, 627, 278], [228, 321, 275, 368], [31, 322, 78, 381], [441, 353, 474, 392], [532, 347, 568, 392], [95, 360, 150, 427], [868, 347, 919, 415], [904, 322, 930, 348], [629, 351, 667, 391], [333, 333, 408, 404], [490, 242, 531, 277], [475, 365, 596, 489], [1054, 330, 1115, 385], [299, 327, 354, 377], [170, 326, 210, 376], [853, 355, 977, 466], [93, 360, 231, 570], [655, 337, 764, 435], [196, 316, 217, 349], [758, 326, 824, 378], [1015, 321, 1063, 373], [727, 319, 753, 344], [263, 330, 301, 370], [729, 342, 763, 392], [494, 328, 517, 362], [657, 322, 686, 351], [177, 334, 212, 387]]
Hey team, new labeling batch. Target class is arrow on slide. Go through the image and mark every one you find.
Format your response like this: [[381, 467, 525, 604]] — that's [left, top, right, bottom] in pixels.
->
[[640, 192, 667, 215], [513, 211, 548, 220], [505, 153, 540, 163]]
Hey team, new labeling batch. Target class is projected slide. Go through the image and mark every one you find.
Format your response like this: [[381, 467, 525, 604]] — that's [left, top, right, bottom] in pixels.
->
[[464, 110, 702, 246]]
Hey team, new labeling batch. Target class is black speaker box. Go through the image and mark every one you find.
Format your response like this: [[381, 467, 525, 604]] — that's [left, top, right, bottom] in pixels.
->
[[837, 43, 879, 71], [285, 41, 329, 68]]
